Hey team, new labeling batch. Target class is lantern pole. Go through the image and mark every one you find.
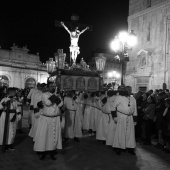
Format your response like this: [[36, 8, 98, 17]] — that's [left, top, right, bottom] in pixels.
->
[[99, 71, 103, 91], [54, 49, 66, 89], [95, 53, 106, 91], [46, 58, 55, 84], [110, 30, 137, 85]]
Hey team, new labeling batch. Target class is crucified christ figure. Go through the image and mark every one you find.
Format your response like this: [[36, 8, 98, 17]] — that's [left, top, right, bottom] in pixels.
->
[[61, 21, 89, 65]]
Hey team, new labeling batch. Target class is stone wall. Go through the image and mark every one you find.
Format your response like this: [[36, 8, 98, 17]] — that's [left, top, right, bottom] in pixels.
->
[[129, 0, 166, 15], [127, 0, 170, 92], [0, 45, 48, 88]]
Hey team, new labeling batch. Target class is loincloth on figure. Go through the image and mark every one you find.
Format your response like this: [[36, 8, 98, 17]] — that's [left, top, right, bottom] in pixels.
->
[[69, 45, 80, 54]]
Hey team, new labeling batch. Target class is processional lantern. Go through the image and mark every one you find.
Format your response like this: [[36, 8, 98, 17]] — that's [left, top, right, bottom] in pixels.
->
[[46, 58, 55, 74], [55, 49, 66, 69], [95, 53, 106, 91], [95, 53, 106, 72]]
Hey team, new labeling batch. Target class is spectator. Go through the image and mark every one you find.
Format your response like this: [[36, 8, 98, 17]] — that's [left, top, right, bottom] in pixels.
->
[[162, 98, 170, 153], [155, 92, 167, 149], [143, 95, 156, 145], [165, 89, 170, 98]]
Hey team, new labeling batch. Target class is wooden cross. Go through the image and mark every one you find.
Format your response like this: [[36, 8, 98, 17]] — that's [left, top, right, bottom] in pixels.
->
[[55, 14, 93, 31]]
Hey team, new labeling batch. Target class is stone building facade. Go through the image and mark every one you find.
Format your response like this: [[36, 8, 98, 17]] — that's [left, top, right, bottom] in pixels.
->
[[0, 44, 48, 89], [126, 0, 170, 92]]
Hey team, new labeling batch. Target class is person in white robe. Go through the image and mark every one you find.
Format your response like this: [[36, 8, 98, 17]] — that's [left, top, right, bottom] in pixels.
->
[[29, 84, 43, 140], [26, 83, 40, 129], [96, 93, 109, 141], [0, 88, 21, 151], [93, 93, 100, 133], [74, 92, 84, 137], [106, 90, 117, 146], [96, 91, 106, 140], [111, 86, 137, 155], [89, 92, 97, 135], [82, 93, 92, 132], [34, 82, 62, 160], [64, 91, 80, 142], [75, 92, 85, 130]]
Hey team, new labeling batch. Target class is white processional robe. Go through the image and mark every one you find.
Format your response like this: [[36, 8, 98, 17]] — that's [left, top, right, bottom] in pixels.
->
[[93, 98, 100, 132], [27, 88, 38, 125], [29, 91, 43, 140], [82, 98, 92, 131], [96, 98, 110, 141], [112, 95, 137, 149], [76, 96, 85, 129], [106, 96, 117, 146], [95, 99, 103, 135], [89, 98, 97, 131], [64, 97, 79, 138], [34, 92, 62, 151], [0, 98, 21, 145]]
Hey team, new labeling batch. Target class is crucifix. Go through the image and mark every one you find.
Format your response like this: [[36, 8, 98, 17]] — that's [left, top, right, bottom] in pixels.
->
[[55, 14, 93, 66]]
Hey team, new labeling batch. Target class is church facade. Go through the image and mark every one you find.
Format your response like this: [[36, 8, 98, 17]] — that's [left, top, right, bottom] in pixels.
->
[[126, 0, 170, 92], [0, 44, 48, 89]]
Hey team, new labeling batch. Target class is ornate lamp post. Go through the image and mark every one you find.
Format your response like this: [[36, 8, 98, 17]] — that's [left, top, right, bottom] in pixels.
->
[[54, 49, 66, 70], [110, 30, 137, 85], [54, 49, 66, 88], [46, 58, 55, 84], [95, 53, 106, 91], [46, 58, 55, 74]]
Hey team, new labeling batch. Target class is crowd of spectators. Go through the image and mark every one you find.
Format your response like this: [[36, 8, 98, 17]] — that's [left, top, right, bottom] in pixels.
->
[[134, 88, 170, 153], [1, 85, 170, 153]]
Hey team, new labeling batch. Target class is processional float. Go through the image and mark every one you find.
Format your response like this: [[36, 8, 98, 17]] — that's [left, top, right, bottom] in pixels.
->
[[46, 14, 106, 91]]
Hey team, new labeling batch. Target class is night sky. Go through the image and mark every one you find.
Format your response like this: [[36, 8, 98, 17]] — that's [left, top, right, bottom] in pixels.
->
[[0, 0, 129, 64]]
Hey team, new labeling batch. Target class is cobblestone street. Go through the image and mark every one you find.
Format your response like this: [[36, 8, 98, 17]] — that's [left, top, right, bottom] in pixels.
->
[[0, 106, 170, 170]]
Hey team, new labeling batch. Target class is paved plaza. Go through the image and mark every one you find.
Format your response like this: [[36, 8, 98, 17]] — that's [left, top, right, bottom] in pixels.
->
[[0, 106, 170, 170]]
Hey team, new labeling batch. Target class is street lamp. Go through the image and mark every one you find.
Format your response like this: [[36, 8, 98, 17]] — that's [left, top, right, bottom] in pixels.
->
[[110, 30, 137, 85], [107, 70, 120, 88], [107, 71, 120, 79], [95, 53, 106, 91]]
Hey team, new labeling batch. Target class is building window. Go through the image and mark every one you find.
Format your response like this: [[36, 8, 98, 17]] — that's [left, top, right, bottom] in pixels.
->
[[25, 78, 36, 88], [147, 0, 151, 8], [0, 75, 9, 87]]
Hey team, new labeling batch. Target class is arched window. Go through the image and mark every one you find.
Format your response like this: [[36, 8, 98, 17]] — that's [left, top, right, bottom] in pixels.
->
[[0, 75, 9, 87], [25, 78, 36, 88]]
